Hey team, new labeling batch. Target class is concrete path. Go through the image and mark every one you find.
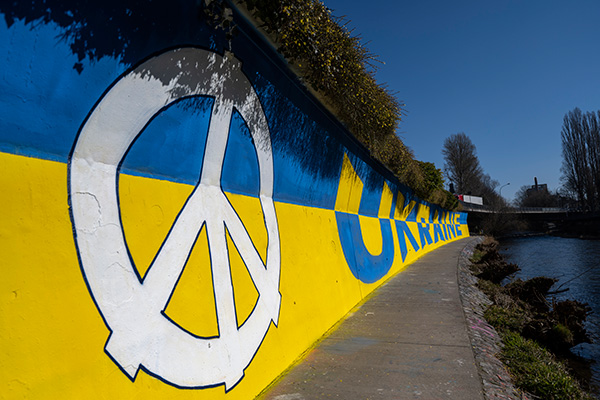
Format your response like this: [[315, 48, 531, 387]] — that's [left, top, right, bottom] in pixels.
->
[[261, 237, 484, 400]]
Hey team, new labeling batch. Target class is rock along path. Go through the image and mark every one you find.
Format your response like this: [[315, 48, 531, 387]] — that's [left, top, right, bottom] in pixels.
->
[[260, 236, 526, 400]]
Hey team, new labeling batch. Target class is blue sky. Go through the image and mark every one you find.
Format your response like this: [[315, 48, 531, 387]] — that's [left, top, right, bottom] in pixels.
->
[[323, 0, 600, 201]]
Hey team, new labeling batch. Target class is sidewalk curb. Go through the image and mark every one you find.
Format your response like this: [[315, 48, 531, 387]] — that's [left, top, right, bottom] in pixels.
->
[[457, 236, 531, 400]]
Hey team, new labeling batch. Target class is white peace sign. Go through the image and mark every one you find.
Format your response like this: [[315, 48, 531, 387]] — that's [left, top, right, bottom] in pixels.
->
[[69, 48, 281, 390]]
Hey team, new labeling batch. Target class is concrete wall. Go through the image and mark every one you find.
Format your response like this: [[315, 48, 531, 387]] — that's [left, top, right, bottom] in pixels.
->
[[0, 2, 468, 398]]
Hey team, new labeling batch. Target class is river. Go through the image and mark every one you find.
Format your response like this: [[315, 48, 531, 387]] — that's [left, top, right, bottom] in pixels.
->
[[499, 235, 600, 396]]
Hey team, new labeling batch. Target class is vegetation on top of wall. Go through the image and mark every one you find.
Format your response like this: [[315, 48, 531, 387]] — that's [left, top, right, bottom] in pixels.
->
[[204, 0, 457, 209]]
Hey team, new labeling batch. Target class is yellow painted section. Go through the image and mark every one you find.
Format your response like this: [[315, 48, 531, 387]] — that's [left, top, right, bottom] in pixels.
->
[[0, 151, 468, 399], [118, 173, 195, 278], [226, 228, 261, 328], [416, 202, 431, 222], [394, 191, 406, 219], [163, 225, 220, 338], [378, 182, 394, 218], [396, 198, 418, 221], [358, 215, 383, 255], [224, 192, 269, 265], [334, 153, 363, 214]]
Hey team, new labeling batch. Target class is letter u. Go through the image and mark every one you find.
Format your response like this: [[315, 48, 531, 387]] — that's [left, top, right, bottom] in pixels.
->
[[335, 212, 395, 283]]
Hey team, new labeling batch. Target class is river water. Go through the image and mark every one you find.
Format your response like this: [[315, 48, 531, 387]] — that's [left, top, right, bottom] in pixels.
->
[[499, 235, 600, 396]]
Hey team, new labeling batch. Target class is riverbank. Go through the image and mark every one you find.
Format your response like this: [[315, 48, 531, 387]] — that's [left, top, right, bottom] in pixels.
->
[[464, 237, 594, 399], [499, 235, 600, 396], [552, 215, 600, 240], [457, 237, 531, 399]]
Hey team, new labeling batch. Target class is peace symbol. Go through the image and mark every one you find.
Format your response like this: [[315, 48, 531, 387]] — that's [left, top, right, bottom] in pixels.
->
[[68, 48, 281, 390]]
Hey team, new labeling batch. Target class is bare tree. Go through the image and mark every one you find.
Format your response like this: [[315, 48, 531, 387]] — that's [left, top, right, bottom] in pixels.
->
[[560, 108, 600, 211], [442, 132, 483, 194], [587, 111, 600, 207], [514, 185, 560, 207], [477, 173, 504, 207]]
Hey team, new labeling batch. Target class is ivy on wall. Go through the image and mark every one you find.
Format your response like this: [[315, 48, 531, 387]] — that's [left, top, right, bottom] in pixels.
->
[[206, 0, 457, 210]]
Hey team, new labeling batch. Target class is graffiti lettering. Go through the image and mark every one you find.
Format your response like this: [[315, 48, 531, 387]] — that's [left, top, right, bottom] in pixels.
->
[[335, 155, 465, 280], [336, 213, 395, 283], [395, 220, 420, 262]]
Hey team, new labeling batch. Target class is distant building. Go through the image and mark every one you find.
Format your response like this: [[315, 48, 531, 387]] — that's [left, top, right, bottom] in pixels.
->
[[526, 177, 548, 195]]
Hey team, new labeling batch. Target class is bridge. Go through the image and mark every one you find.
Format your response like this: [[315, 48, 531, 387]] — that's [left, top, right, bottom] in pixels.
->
[[460, 202, 567, 214], [461, 202, 600, 236]]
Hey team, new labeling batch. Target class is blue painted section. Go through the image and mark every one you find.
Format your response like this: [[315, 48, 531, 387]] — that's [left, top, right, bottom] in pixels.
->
[[0, 4, 353, 210], [418, 219, 434, 248], [457, 212, 468, 226], [394, 220, 420, 262], [357, 175, 385, 218], [405, 200, 420, 222], [455, 222, 465, 237], [0, 0, 468, 287], [222, 110, 261, 197], [0, 18, 126, 163], [335, 212, 395, 283], [121, 97, 212, 185], [446, 223, 457, 239], [387, 187, 399, 220], [433, 223, 446, 243], [253, 78, 343, 209]]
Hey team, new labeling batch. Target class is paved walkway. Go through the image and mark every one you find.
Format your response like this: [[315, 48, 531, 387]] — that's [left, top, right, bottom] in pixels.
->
[[261, 237, 485, 400]]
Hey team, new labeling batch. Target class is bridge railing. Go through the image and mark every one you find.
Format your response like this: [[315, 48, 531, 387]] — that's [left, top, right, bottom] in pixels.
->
[[459, 201, 568, 214], [513, 207, 566, 213]]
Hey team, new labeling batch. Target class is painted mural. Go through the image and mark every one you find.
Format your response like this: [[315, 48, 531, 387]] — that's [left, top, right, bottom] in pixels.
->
[[0, 1, 468, 399]]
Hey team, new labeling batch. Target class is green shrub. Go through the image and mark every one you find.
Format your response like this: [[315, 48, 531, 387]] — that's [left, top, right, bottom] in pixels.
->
[[484, 305, 528, 333], [552, 323, 574, 345], [470, 250, 484, 264], [206, 0, 455, 209], [500, 331, 593, 400]]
